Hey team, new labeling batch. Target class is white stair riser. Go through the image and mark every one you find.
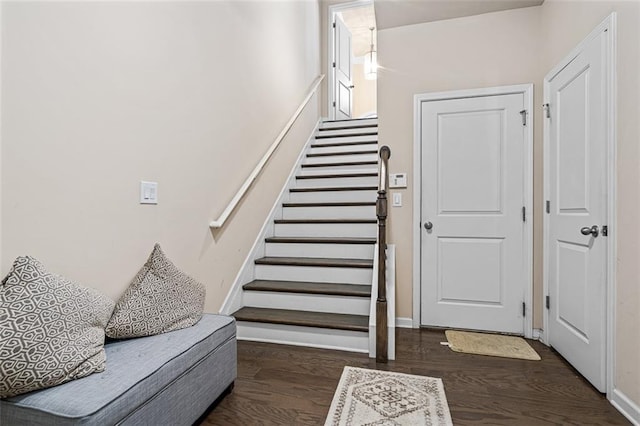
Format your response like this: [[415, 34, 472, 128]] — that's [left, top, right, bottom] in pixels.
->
[[304, 153, 377, 165], [309, 144, 378, 155], [295, 176, 377, 188], [265, 242, 375, 259], [243, 292, 370, 315], [274, 222, 376, 238], [312, 135, 378, 145], [282, 205, 375, 220], [288, 190, 377, 203], [320, 118, 377, 129], [300, 163, 377, 173], [255, 264, 373, 285], [317, 127, 377, 137], [236, 322, 369, 353], [298, 167, 378, 177]]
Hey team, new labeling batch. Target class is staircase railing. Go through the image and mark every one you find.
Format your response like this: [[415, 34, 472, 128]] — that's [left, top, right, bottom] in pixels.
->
[[209, 74, 324, 229], [376, 145, 391, 363]]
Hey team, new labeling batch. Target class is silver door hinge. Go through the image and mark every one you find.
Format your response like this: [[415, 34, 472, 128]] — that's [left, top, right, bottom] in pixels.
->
[[519, 109, 527, 126], [602, 225, 608, 236], [546, 295, 550, 310], [522, 206, 526, 222], [543, 103, 551, 118], [522, 302, 526, 317], [546, 200, 550, 214]]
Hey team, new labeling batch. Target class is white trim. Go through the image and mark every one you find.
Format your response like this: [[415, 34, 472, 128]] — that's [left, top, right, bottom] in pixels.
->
[[542, 13, 617, 399], [532, 328, 543, 341], [219, 120, 321, 314], [412, 84, 534, 339], [327, 0, 372, 121], [395, 317, 413, 328], [210, 75, 324, 228], [611, 388, 640, 426]]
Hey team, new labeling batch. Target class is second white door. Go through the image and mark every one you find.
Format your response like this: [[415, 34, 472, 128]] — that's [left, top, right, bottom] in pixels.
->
[[334, 14, 352, 120], [419, 90, 530, 334]]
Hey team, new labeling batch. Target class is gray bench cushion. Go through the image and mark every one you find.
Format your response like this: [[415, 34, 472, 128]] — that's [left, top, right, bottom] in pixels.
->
[[1, 314, 236, 424]]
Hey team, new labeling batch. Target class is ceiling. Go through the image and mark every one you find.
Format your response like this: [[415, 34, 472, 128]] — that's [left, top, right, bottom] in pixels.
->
[[374, 0, 544, 30], [340, 5, 377, 57]]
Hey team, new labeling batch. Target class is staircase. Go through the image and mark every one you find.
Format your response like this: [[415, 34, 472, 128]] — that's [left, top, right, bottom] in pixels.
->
[[231, 118, 379, 353]]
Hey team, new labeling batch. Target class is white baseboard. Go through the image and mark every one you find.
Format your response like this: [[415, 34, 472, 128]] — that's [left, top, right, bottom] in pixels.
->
[[611, 388, 640, 425], [396, 317, 413, 328], [532, 328, 543, 341]]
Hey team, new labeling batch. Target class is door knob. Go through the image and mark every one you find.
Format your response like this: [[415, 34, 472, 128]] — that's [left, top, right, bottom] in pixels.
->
[[349, 85, 355, 89], [424, 221, 433, 231], [580, 225, 599, 237]]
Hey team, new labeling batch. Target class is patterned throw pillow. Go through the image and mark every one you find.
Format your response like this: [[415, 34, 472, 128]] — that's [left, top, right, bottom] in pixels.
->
[[105, 244, 205, 339], [0, 256, 115, 398]]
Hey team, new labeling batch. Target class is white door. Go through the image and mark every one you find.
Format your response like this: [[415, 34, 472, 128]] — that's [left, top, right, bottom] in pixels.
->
[[546, 26, 609, 392], [420, 92, 529, 334], [334, 15, 352, 120]]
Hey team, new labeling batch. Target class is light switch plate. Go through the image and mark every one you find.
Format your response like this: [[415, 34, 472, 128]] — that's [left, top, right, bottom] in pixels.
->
[[389, 173, 407, 188], [392, 192, 402, 207], [140, 181, 158, 204]]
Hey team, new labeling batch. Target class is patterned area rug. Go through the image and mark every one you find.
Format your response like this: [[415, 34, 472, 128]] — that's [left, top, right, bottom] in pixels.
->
[[325, 366, 453, 426], [445, 330, 541, 361]]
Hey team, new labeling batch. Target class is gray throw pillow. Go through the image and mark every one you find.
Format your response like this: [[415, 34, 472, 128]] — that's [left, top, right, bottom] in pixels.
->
[[0, 256, 115, 398], [105, 244, 205, 339]]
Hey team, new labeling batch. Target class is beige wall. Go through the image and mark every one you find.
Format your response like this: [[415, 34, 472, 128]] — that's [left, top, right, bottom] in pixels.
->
[[378, 0, 639, 407], [377, 6, 543, 321], [1, 1, 321, 313], [352, 62, 377, 117]]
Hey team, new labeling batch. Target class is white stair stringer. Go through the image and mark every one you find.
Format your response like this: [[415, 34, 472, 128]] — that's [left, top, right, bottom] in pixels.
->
[[230, 118, 379, 353]]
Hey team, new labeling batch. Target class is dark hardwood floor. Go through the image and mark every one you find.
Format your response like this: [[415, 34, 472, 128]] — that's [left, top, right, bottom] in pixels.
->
[[201, 328, 629, 425]]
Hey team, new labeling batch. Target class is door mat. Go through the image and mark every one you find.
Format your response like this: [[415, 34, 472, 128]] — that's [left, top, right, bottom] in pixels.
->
[[445, 330, 540, 361], [325, 366, 453, 425]]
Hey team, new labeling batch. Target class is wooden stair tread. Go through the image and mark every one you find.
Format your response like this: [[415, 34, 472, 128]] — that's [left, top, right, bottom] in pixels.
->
[[243, 280, 371, 297], [316, 132, 377, 139], [318, 124, 378, 132], [307, 150, 377, 158], [322, 117, 377, 123], [290, 186, 377, 192], [296, 172, 377, 180], [301, 161, 377, 168], [274, 218, 375, 224], [232, 307, 369, 332], [311, 140, 377, 148], [265, 236, 375, 244], [282, 201, 375, 207], [255, 256, 373, 268]]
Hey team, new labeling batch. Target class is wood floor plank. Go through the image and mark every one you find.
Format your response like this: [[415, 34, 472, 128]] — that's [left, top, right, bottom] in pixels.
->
[[201, 328, 630, 426]]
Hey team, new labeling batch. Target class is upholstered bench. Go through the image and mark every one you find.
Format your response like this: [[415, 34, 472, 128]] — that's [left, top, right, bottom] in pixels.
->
[[0, 314, 236, 426]]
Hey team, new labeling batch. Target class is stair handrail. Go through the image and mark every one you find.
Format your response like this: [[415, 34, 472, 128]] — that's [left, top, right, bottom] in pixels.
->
[[376, 145, 391, 362], [209, 74, 325, 229]]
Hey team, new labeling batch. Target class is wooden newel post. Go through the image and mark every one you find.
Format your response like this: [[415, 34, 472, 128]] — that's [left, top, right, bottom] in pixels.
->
[[376, 146, 391, 363]]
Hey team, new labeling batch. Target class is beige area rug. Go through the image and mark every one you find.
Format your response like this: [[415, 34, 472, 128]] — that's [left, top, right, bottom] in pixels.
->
[[325, 366, 453, 426], [445, 330, 541, 361]]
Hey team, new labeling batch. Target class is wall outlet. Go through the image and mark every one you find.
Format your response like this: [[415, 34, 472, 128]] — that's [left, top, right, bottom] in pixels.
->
[[390, 173, 407, 188], [140, 181, 158, 204]]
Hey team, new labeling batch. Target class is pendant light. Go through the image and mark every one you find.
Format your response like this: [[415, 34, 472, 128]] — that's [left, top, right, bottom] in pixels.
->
[[364, 27, 377, 80]]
